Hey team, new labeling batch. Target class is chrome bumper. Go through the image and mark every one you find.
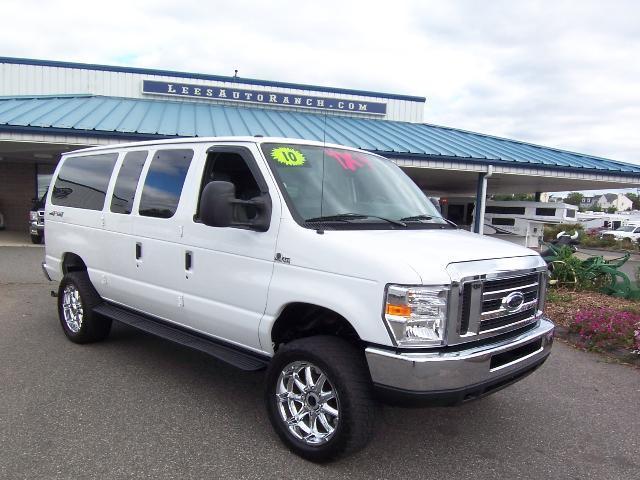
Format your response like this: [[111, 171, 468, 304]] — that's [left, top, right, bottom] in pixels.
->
[[366, 318, 554, 404]]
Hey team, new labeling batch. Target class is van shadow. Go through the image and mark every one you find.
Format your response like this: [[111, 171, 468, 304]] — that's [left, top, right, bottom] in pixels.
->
[[102, 323, 556, 475]]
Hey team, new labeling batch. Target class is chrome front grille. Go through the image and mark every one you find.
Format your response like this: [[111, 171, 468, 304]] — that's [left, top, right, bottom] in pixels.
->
[[454, 269, 544, 342]]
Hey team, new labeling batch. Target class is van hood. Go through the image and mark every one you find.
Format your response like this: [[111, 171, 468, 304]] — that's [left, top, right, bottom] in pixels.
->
[[368, 229, 537, 276], [301, 226, 543, 284]]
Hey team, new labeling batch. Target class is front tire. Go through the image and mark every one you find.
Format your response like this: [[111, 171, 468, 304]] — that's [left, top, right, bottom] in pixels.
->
[[57, 271, 111, 343], [265, 336, 377, 462], [31, 234, 43, 244]]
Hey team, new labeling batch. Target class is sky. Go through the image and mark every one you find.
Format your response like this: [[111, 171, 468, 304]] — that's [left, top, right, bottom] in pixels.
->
[[2, 0, 639, 173]]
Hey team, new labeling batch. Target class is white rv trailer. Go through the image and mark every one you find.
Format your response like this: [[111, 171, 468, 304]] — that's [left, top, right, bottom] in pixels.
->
[[442, 200, 579, 248]]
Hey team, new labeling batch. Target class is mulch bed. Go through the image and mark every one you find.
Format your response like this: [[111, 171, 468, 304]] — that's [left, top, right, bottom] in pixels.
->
[[544, 289, 640, 368]]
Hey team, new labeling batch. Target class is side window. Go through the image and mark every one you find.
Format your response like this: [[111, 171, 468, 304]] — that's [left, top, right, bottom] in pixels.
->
[[51, 153, 118, 210], [139, 149, 193, 219], [196, 151, 262, 220], [110, 151, 148, 214]]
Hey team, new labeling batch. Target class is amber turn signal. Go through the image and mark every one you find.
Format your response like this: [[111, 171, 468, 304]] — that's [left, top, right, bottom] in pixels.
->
[[385, 304, 412, 317]]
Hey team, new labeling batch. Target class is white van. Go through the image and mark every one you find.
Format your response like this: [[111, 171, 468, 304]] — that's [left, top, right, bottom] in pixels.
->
[[42, 137, 554, 461]]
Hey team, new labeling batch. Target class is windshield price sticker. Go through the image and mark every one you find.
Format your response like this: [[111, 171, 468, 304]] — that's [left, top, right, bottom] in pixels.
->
[[325, 149, 371, 171], [271, 147, 306, 166]]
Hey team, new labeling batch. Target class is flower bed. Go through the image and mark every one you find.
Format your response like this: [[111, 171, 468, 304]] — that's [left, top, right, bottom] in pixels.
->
[[571, 308, 640, 353], [545, 289, 640, 366]]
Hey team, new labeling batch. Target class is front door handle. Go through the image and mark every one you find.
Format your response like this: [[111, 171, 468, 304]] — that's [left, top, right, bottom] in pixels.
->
[[135, 242, 142, 260], [185, 251, 193, 271]]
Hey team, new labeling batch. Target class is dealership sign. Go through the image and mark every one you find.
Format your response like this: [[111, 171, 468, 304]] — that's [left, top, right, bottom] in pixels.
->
[[142, 80, 387, 115]]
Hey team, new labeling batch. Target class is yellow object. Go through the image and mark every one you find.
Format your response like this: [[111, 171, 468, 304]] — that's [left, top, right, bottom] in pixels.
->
[[385, 304, 411, 317], [271, 147, 306, 166]]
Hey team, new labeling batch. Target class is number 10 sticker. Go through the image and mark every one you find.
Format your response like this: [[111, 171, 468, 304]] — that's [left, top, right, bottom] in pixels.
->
[[271, 147, 306, 166]]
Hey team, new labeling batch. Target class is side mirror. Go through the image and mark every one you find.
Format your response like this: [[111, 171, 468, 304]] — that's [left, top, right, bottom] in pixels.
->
[[200, 181, 271, 231]]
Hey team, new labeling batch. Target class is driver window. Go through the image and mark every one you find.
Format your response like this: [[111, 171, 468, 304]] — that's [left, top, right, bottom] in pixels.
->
[[196, 151, 262, 221]]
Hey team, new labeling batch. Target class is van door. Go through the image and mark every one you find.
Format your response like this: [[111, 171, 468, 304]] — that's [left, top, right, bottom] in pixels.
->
[[130, 148, 196, 323], [181, 144, 280, 351], [101, 150, 149, 306]]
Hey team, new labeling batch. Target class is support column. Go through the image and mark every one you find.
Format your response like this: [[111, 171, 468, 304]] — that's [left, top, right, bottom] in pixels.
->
[[535, 191, 541, 201], [473, 166, 493, 235]]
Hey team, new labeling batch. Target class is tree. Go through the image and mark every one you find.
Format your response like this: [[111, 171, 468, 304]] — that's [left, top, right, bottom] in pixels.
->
[[564, 192, 584, 206], [491, 193, 534, 201], [626, 192, 640, 210], [606, 206, 617, 214], [591, 204, 602, 212]]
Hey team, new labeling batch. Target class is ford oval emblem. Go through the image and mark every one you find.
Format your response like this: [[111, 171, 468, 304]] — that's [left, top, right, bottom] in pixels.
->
[[502, 291, 525, 312]]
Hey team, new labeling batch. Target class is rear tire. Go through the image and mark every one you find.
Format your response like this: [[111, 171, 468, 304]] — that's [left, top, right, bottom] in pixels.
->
[[265, 335, 377, 462], [57, 271, 111, 343], [31, 234, 43, 244]]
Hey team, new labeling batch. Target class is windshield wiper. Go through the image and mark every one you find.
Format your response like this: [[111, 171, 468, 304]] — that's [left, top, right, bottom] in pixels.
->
[[399, 214, 433, 222], [305, 213, 406, 227]]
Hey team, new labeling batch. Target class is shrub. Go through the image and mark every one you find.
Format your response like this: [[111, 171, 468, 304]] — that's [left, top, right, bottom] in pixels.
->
[[546, 290, 573, 304], [569, 307, 640, 354]]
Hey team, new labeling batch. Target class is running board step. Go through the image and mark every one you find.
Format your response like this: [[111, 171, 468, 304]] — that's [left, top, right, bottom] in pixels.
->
[[94, 303, 269, 371]]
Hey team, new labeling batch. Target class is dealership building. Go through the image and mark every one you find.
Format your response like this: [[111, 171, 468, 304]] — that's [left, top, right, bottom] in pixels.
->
[[1, 56, 639, 234]]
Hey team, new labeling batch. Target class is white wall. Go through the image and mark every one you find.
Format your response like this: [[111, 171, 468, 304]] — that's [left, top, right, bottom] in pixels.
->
[[0, 62, 425, 123]]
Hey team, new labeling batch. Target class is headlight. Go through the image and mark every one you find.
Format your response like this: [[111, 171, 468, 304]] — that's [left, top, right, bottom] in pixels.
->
[[384, 285, 449, 347], [30, 211, 38, 221]]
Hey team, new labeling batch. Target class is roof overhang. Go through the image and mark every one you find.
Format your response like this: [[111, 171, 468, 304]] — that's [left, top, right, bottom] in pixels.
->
[[398, 157, 639, 195]]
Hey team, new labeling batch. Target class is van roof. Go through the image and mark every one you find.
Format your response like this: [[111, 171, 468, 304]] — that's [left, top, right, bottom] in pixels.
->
[[60, 136, 373, 157]]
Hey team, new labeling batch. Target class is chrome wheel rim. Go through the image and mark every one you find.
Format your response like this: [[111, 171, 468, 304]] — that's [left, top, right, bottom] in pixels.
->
[[276, 361, 340, 445], [62, 284, 83, 333]]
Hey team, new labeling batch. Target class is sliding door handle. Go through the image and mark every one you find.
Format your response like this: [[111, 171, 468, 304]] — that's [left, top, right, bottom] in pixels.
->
[[185, 251, 193, 271], [135, 242, 142, 260]]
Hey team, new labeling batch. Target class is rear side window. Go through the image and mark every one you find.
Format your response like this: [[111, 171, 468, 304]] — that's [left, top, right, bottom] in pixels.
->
[[139, 149, 193, 218], [110, 151, 148, 214], [51, 153, 118, 210]]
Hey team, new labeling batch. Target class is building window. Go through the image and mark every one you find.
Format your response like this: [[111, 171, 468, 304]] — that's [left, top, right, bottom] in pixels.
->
[[110, 151, 148, 214], [535, 208, 556, 216], [485, 206, 525, 215], [51, 153, 118, 210], [139, 149, 193, 218]]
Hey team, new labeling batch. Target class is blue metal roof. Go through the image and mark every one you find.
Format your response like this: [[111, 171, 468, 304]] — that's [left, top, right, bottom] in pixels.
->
[[1, 94, 639, 176], [0, 57, 426, 103]]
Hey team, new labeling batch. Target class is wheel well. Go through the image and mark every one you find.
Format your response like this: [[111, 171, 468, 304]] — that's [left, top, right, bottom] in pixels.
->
[[62, 253, 87, 275], [271, 303, 361, 351]]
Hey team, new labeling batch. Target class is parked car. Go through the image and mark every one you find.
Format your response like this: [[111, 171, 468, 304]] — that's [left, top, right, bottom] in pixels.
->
[[42, 137, 554, 461], [600, 223, 640, 242], [29, 191, 47, 244]]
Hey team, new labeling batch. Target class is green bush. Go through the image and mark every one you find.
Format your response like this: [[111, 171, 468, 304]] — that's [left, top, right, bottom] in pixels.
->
[[580, 234, 617, 249]]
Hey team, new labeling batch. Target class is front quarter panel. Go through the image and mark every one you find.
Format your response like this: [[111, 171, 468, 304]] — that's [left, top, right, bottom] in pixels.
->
[[259, 219, 426, 353]]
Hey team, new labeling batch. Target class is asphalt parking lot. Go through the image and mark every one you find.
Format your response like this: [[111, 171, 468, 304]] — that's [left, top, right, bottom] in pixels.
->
[[1, 246, 639, 479]]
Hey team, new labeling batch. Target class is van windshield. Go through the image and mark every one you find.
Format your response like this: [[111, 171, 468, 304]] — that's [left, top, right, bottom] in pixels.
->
[[261, 143, 447, 229]]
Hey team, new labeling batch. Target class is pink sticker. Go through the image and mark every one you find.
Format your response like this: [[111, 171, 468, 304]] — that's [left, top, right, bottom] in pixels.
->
[[325, 149, 371, 171]]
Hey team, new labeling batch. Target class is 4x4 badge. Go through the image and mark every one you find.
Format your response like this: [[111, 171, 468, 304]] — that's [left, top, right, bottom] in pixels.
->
[[274, 253, 291, 264]]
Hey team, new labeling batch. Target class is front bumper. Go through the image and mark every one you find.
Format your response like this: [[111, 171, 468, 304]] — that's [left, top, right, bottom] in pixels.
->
[[366, 317, 554, 406], [29, 222, 44, 236]]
